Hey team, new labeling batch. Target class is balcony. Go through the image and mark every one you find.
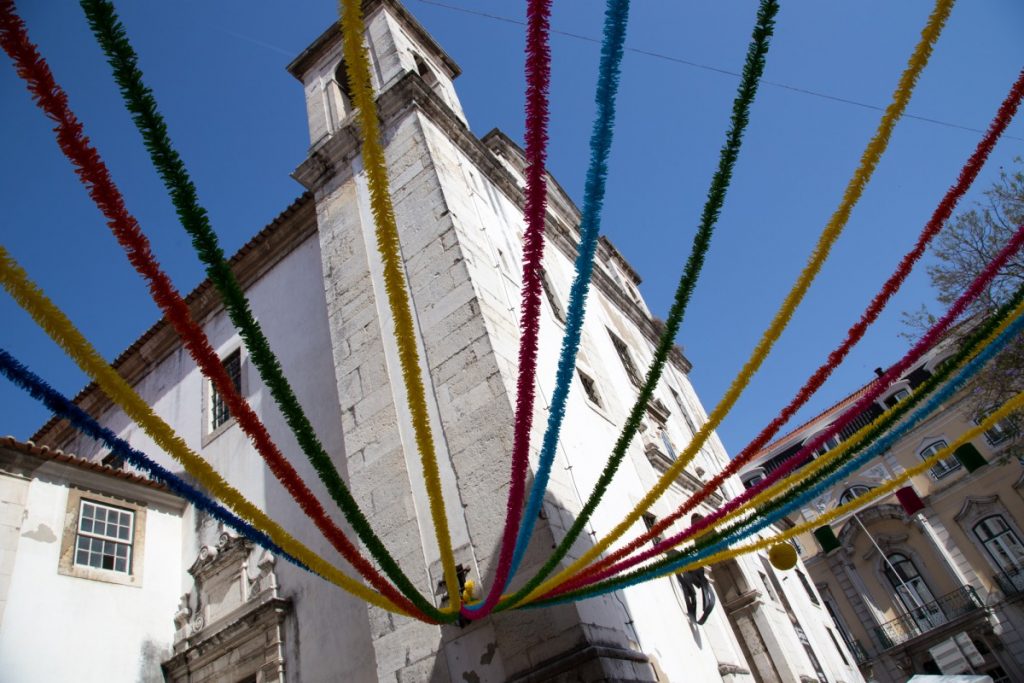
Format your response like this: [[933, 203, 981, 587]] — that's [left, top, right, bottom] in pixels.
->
[[994, 566, 1024, 597], [874, 586, 982, 650]]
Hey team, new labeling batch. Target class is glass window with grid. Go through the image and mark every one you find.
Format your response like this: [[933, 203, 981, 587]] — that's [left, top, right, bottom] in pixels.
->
[[75, 500, 134, 574], [919, 440, 960, 479], [975, 408, 1018, 447], [210, 349, 242, 430], [974, 515, 1024, 572]]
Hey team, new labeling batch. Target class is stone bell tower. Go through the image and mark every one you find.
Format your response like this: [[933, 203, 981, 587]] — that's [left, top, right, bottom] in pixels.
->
[[287, 0, 658, 680]]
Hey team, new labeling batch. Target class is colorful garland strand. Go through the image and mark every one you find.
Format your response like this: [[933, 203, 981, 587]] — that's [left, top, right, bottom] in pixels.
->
[[0, 348, 301, 568], [688, 389, 1024, 579], [0, 0, 431, 623], [540, 353, 1024, 605], [646, 216, 1024, 576], [519, 0, 956, 607], [464, 0, 552, 619], [664, 368, 1024, 581], [500, 0, 778, 612], [475, 0, 632, 613], [571, 63, 1024, 587], [549, 276, 1024, 602], [338, 0, 460, 612], [0, 246, 408, 615], [77, 0, 443, 622]]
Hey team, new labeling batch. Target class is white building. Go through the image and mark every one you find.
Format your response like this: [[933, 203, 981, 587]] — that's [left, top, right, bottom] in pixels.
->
[[5, 1, 862, 680]]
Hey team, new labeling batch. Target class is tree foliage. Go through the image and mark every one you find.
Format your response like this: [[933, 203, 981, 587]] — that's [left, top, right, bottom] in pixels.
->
[[905, 158, 1024, 433]]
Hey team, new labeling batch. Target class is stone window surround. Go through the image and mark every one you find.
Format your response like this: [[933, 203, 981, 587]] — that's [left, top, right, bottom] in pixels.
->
[[917, 434, 962, 481], [58, 486, 147, 588], [201, 341, 247, 448], [870, 543, 942, 618], [955, 495, 1024, 578]]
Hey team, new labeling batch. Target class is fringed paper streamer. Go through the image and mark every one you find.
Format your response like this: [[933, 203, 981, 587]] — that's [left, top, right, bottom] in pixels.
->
[[686, 284, 1024, 564], [0, 246, 411, 616], [463, 0, 552, 619], [498, 0, 777, 614], [0, 348, 299, 567], [554, 219, 1024, 598], [539, 380, 1024, 606], [664, 388, 1024, 583], [517, 0, 956, 609], [338, 0, 460, 612], [571, 63, 1024, 588], [77, 0, 442, 622], [545, 282, 1024, 604]]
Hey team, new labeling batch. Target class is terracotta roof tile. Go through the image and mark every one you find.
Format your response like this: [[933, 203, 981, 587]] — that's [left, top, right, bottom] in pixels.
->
[[1, 435, 170, 493]]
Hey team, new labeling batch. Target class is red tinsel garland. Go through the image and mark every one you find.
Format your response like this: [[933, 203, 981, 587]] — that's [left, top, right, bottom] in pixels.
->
[[0, 0, 426, 621]]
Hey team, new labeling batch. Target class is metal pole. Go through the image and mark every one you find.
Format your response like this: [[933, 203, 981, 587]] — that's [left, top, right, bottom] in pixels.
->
[[853, 513, 925, 613]]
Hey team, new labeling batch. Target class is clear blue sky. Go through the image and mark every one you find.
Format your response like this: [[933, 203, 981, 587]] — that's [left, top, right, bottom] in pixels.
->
[[2, 1, 1023, 457]]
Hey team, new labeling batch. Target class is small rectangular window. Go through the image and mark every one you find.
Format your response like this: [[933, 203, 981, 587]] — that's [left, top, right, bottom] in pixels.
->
[[75, 500, 134, 574], [920, 439, 960, 480], [642, 513, 665, 546], [796, 569, 820, 605], [540, 269, 566, 323], [577, 368, 603, 409], [210, 349, 242, 431], [670, 387, 698, 435], [975, 408, 1018, 447], [607, 330, 643, 388], [826, 627, 850, 666]]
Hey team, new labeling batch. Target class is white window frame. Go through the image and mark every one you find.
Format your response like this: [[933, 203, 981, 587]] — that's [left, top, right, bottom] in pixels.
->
[[919, 439, 961, 480], [975, 408, 1018, 448], [59, 487, 146, 587], [74, 499, 134, 575], [203, 345, 245, 446], [974, 514, 1024, 573], [838, 485, 872, 506]]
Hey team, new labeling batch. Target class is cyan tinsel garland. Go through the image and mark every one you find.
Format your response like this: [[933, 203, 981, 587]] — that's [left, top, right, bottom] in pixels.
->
[[539, 266, 1024, 605], [501, 0, 778, 612], [488, 0, 630, 609], [527, 0, 955, 609], [0, 348, 302, 570], [78, 0, 442, 622]]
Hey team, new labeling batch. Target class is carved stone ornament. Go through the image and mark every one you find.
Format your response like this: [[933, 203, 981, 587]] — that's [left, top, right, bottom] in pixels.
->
[[860, 464, 889, 484]]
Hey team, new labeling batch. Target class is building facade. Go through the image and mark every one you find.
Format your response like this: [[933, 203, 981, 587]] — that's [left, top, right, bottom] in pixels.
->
[[741, 329, 1024, 682], [7, 1, 860, 680]]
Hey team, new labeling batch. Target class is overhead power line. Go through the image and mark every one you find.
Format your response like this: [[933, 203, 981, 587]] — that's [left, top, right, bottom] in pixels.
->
[[416, 0, 1024, 143]]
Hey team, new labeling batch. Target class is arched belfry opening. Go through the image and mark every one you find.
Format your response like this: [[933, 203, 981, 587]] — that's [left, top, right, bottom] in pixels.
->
[[334, 58, 354, 109]]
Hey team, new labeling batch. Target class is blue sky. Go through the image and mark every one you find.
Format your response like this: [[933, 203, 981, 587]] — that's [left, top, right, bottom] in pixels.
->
[[2, 1, 1023, 457]]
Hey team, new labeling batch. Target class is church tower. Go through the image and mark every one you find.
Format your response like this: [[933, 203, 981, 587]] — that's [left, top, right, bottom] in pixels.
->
[[287, 1, 659, 680]]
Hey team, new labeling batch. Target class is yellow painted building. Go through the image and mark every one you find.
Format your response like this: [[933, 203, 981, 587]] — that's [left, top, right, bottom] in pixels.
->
[[740, 329, 1024, 682]]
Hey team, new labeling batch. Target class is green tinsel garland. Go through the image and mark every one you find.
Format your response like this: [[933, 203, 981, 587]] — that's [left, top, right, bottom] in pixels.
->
[[79, 0, 451, 622]]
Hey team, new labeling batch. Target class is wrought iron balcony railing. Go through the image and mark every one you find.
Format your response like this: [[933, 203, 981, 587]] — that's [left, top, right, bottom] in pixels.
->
[[873, 586, 982, 650], [994, 566, 1024, 597], [848, 638, 871, 665]]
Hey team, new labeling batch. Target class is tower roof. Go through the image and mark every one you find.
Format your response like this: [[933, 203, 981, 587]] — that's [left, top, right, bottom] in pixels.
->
[[286, 0, 460, 81]]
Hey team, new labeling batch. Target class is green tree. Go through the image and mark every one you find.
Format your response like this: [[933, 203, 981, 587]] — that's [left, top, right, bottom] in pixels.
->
[[904, 158, 1024, 439]]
